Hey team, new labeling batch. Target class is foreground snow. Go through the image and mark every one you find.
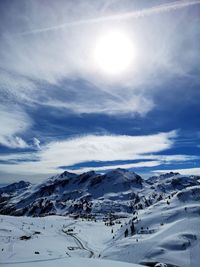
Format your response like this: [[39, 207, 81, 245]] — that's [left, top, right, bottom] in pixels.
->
[[1, 187, 200, 267], [0, 215, 142, 266], [3, 257, 142, 267]]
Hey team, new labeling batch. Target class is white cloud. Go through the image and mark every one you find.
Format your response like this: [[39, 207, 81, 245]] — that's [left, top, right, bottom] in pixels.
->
[[0, 131, 176, 174], [0, 130, 199, 179], [0, 106, 31, 148], [40, 131, 177, 167], [33, 137, 41, 150], [0, 136, 28, 149], [0, 152, 37, 162]]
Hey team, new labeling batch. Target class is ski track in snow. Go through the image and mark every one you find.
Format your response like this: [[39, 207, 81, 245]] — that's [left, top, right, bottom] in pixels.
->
[[63, 231, 95, 258]]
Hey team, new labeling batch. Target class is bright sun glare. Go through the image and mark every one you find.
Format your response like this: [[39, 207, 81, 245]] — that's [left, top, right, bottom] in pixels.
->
[[94, 31, 135, 75]]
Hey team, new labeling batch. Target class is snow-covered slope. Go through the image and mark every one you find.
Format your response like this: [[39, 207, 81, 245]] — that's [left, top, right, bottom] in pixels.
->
[[0, 214, 143, 266], [0, 169, 200, 267], [102, 184, 200, 267], [4, 258, 143, 267]]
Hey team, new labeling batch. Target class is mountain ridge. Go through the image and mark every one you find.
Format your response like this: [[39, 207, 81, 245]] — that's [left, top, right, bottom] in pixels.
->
[[0, 168, 199, 217]]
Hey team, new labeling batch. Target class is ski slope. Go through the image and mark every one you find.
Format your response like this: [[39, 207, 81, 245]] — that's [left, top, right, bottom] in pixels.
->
[[0, 215, 142, 267]]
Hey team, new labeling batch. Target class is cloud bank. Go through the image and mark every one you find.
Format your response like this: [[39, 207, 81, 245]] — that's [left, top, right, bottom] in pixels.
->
[[0, 130, 179, 174]]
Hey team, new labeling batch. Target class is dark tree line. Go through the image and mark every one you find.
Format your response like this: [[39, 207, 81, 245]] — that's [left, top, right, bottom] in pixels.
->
[[124, 221, 135, 237]]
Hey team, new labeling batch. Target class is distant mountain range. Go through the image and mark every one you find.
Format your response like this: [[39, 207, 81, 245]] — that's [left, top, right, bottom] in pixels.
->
[[0, 168, 199, 217]]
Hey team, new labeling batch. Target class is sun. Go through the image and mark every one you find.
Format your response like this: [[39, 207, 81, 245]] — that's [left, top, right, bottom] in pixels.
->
[[94, 30, 135, 75]]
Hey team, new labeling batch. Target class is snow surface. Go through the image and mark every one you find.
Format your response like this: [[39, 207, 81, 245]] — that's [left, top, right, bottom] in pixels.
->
[[0, 215, 141, 267], [102, 187, 200, 267], [3, 257, 142, 267], [0, 170, 200, 267]]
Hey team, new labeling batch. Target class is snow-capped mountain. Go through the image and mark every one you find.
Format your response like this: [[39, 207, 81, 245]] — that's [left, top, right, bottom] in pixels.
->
[[147, 172, 200, 192], [0, 169, 144, 216], [0, 169, 199, 218]]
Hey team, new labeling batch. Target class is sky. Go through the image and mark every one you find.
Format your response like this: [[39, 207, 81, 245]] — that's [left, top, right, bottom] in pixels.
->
[[0, 0, 200, 183]]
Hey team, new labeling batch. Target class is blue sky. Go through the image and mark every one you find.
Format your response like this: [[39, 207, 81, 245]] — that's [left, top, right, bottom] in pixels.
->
[[0, 0, 200, 183]]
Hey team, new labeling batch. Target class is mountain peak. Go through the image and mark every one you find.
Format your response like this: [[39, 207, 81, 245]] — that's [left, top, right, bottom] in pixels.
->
[[0, 180, 31, 194], [104, 168, 143, 187], [59, 170, 78, 179], [159, 172, 180, 178]]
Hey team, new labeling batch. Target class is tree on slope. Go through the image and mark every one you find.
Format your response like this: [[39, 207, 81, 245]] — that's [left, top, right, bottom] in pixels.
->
[[124, 228, 128, 238]]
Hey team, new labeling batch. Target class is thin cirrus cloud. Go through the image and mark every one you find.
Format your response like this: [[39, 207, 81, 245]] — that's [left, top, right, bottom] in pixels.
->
[[0, 0, 199, 116], [44, 94, 154, 115], [17, 0, 200, 36]]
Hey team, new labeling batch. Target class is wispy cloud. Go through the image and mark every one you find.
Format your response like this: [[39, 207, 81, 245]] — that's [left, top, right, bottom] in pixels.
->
[[17, 0, 200, 36], [0, 0, 199, 117], [0, 106, 31, 148], [0, 152, 38, 162], [44, 93, 154, 115], [33, 138, 41, 150], [64, 161, 162, 174], [1, 130, 199, 181], [63, 154, 200, 173], [0, 131, 177, 174]]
